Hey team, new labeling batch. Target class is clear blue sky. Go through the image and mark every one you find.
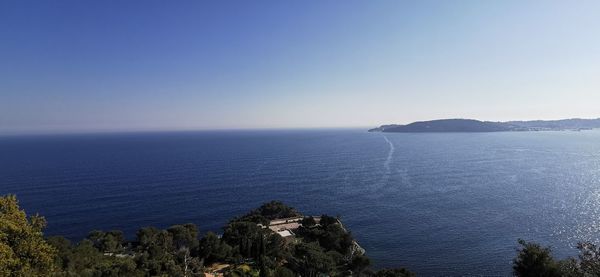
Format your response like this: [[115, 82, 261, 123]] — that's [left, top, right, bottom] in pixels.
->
[[1, 0, 599, 134]]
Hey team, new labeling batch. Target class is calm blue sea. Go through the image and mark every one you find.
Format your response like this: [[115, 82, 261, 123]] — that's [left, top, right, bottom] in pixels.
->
[[2, 129, 600, 276]]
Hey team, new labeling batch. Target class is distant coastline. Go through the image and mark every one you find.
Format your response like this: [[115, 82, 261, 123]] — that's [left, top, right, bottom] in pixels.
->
[[369, 118, 600, 133]]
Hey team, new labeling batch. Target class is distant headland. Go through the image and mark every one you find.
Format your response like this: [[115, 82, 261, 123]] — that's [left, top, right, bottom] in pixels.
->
[[369, 118, 600, 133]]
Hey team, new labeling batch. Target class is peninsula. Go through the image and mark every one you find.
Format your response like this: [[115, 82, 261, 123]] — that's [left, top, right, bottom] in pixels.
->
[[369, 118, 600, 133], [0, 195, 413, 277]]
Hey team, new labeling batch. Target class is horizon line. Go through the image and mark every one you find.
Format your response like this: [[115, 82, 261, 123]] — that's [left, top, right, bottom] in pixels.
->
[[3, 116, 600, 137], [0, 126, 372, 138]]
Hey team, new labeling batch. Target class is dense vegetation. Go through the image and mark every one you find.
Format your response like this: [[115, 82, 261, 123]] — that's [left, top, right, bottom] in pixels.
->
[[513, 239, 600, 277], [0, 195, 413, 276], [4, 194, 600, 276]]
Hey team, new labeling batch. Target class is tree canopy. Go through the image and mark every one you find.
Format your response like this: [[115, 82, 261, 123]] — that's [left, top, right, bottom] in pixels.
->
[[1, 195, 416, 276], [513, 239, 600, 277], [0, 195, 57, 276]]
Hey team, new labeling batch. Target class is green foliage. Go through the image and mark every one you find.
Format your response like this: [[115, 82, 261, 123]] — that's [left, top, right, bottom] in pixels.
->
[[236, 201, 302, 225], [273, 266, 295, 277], [8, 194, 600, 277], [87, 230, 125, 253], [252, 201, 301, 220], [513, 241, 600, 277], [297, 218, 353, 255], [292, 242, 335, 276], [319, 214, 339, 226], [350, 255, 371, 274], [199, 232, 233, 264], [167, 223, 199, 251], [0, 194, 57, 276], [513, 239, 563, 277], [49, 223, 204, 276], [224, 264, 260, 277], [222, 221, 265, 259], [373, 268, 416, 277], [47, 236, 144, 277], [301, 216, 317, 228], [46, 236, 72, 268], [2, 196, 420, 276], [78, 224, 196, 277], [577, 242, 600, 276], [322, 224, 354, 254], [222, 221, 286, 263], [134, 227, 181, 275]]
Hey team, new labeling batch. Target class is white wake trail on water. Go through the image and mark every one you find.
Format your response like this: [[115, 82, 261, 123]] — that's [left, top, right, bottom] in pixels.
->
[[368, 135, 397, 197], [383, 135, 395, 174], [378, 134, 396, 190]]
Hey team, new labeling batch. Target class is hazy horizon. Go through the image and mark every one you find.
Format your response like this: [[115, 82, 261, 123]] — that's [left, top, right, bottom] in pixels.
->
[[3, 116, 600, 137], [2, 0, 600, 134]]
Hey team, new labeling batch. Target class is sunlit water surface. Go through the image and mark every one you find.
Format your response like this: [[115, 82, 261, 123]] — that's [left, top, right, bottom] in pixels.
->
[[2, 130, 600, 276]]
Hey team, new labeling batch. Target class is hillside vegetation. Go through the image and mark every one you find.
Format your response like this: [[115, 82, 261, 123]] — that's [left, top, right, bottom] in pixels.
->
[[2, 194, 599, 276], [0, 195, 413, 277]]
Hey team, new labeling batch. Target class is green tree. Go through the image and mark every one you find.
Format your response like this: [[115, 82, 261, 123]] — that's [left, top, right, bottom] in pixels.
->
[[224, 264, 260, 277], [273, 266, 295, 277], [252, 201, 301, 220], [199, 232, 233, 264], [293, 242, 335, 276], [135, 227, 181, 276], [236, 201, 302, 225], [373, 268, 416, 277], [167, 223, 199, 251], [319, 215, 338, 226], [0, 194, 57, 276], [301, 216, 317, 228], [222, 221, 264, 259], [56, 239, 142, 277], [46, 236, 72, 269], [578, 242, 600, 276], [167, 224, 203, 275], [319, 224, 353, 254], [87, 230, 125, 253], [350, 255, 371, 275], [3, 198, 417, 276], [513, 239, 562, 277]]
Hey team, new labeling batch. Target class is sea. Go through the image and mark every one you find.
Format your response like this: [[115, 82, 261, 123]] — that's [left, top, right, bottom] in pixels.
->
[[1, 129, 600, 276]]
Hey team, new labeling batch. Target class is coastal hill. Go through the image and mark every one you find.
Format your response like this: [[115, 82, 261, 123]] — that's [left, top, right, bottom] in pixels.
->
[[3, 195, 600, 276], [0, 195, 414, 277], [369, 118, 600, 133]]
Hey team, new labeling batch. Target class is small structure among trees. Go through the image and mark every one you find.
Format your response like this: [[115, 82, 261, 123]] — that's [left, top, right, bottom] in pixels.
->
[[0, 196, 414, 276]]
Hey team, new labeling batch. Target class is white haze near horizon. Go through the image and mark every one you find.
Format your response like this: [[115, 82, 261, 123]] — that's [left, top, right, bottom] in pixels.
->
[[1, 1, 599, 134]]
